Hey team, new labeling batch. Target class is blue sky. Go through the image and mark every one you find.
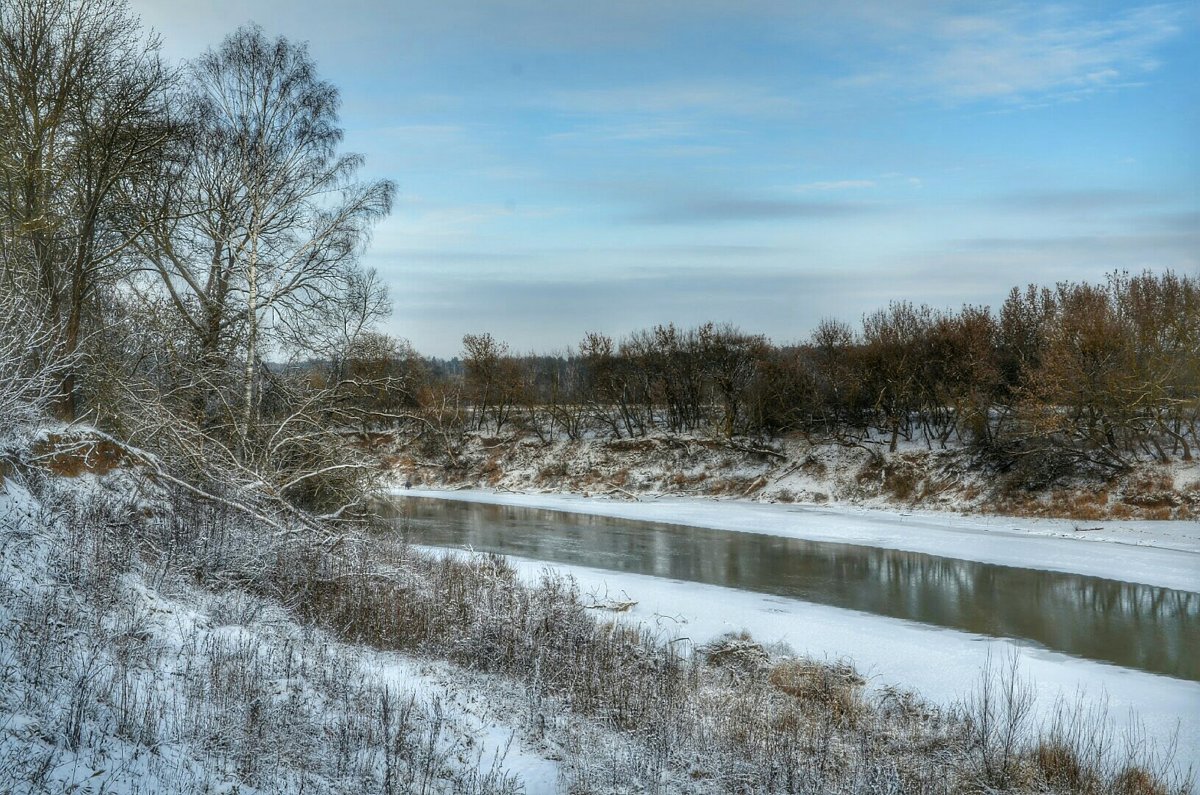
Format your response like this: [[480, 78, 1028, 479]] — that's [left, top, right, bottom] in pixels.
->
[[132, 0, 1198, 356]]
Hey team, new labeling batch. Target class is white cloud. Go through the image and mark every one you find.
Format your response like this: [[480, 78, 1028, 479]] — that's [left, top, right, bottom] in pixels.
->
[[889, 3, 1184, 105], [542, 82, 800, 118]]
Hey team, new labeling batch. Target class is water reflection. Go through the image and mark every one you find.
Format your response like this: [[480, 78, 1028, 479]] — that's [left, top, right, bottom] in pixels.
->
[[380, 498, 1200, 681]]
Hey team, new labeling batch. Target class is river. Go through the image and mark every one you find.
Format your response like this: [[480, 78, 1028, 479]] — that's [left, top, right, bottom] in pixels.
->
[[381, 496, 1199, 682]]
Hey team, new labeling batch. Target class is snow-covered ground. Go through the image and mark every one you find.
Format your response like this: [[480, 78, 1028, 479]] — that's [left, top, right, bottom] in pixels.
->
[[398, 431, 1200, 521], [0, 468, 557, 793], [400, 488, 1200, 591], [4, 431, 1195, 792], [477, 552, 1200, 777], [399, 488, 1200, 781]]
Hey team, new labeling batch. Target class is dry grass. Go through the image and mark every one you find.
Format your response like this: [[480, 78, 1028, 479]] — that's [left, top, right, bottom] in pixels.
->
[[603, 437, 659, 454], [669, 470, 708, 487], [400, 426, 1198, 521], [31, 434, 133, 478], [767, 659, 865, 723], [1037, 739, 1093, 791], [799, 454, 827, 478], [1, 473, 523, 794], [883, 463, 921, 501], [1114, 767, 1172, 795], [535, 461, 569, 483]]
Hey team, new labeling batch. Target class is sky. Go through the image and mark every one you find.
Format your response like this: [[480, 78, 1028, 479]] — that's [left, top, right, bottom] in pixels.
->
[[130, 0, 1199, 357]]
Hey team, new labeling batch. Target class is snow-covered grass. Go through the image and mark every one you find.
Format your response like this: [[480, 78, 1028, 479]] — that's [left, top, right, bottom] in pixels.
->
[[283, 512, 1195, 793], [3, 426, 1195, 794], [390, 489, 1199, 787], [0, 449, 537, 793], [480, 549, 1200, 785]]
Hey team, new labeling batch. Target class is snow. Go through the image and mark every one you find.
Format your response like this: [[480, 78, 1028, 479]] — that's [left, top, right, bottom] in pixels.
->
[[399, 488, 1200, 591], [420, 546, 1200, 785], [396, 488, 1200, 784], [371, 658, 561, 792], [0, 465, 559, 794], [5, 429, 1195, 793]]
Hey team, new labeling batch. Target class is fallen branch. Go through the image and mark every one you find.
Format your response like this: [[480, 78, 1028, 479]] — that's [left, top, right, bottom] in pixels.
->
[[722, 440, 787, 461], [585, 599, 638, 613]]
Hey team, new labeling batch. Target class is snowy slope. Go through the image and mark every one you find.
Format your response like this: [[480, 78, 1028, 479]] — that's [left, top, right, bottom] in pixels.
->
[[0, 455, 557, 793]]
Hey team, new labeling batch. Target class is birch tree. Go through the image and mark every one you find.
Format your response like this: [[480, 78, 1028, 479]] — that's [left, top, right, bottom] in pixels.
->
[[135, 24, 394, 455]]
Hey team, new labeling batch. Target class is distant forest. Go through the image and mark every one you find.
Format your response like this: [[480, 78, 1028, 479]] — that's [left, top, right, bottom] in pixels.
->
[[374, 271, 1198, 488]]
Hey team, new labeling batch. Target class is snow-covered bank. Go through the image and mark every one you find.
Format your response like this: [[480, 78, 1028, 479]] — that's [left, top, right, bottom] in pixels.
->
[[0, 453, 554, 793], [398, 488, 1200, 592], [5, 420, 1194, 793], [396, 488, 1200, 783], [466, 550, 1200, 781], [395, 431, 1200, 522]]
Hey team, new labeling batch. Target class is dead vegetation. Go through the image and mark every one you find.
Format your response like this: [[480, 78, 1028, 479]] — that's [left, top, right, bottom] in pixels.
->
[[397, 429, 1198, 521], [0, 464, 523, 794], [30, 433, 139, 478]]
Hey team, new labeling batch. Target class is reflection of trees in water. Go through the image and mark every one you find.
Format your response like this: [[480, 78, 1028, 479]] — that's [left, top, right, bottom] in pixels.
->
[[392, 498, 1199, 681]]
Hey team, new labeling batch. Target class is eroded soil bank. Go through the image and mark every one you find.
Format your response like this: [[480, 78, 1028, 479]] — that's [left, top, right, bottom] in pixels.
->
[[388, 431, 1200, 521]]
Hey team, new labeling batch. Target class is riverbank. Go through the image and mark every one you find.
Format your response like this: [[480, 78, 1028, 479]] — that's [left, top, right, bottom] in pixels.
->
[[4, 423, 1195, 793], [391, 431, 1200, 522], [482, 548, 1200, 782]]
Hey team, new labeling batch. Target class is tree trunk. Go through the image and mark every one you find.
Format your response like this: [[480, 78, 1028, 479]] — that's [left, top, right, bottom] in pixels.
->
[[242, 229, 258, 456]]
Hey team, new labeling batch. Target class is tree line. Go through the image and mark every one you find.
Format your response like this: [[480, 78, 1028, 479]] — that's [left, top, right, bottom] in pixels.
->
[[402, 272, 1197, 487]]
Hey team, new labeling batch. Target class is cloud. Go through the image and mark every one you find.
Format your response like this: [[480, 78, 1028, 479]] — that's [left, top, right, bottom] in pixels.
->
[[909, 230, 1200, 295], [630, 196, 883, 224], [650, 144, 733, 158], [369, 199, 568, 259], [876, 3, 1186, 105], [1140, 211, 1200, 233], [135, 0, 1189, 114], [134, 0, 815, 62], [952, 231, 1199, 260], [386, 263, 857, 356], [988, 188, 1173, 213], [543, 81, 800, 118]]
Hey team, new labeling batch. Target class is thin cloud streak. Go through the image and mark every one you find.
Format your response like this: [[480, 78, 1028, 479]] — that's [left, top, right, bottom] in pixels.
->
[[796, 180, 877, 191], [988, 189, 1175, 213], [836, 2, 1186, 106], [630, 197, 885, 225]]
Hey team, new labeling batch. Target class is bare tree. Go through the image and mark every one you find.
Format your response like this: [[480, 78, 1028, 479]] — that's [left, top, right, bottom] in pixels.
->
[[0, 287, 73, 428], [698, 322, 767, 438], [0, 0, 173, 419], [463, 332, 522, 432], [111, 26, 396, 515], [133, 24, 394, 456]]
